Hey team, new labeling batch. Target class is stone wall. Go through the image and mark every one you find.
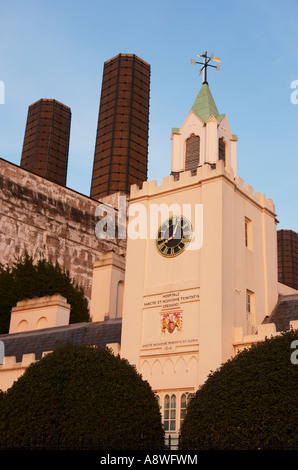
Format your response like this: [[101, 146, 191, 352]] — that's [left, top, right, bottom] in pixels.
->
[[0, 158, 126, 302]]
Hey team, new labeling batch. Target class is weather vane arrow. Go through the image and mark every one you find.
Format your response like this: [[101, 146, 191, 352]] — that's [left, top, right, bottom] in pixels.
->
[[191, 51, 221, 84]]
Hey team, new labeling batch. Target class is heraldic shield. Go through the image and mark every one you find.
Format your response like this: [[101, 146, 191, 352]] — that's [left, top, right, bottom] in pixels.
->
[[161, 312, 182, 334]]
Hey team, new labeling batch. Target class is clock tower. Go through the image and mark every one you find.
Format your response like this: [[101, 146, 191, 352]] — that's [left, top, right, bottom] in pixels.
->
[[120, 78, 278, 434]]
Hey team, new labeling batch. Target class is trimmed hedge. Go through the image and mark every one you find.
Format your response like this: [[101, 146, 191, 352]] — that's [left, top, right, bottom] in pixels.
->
[[0, 253, 89, 334], [180, 329, 298, 449], [0, 343, 164, 449]]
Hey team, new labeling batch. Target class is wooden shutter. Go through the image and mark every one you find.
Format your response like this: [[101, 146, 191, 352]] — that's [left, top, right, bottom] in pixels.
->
[[185, 135, 200, 171], [218, 137, 226, 164]]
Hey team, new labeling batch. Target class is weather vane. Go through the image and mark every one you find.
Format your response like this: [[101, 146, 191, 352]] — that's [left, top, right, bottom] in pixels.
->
[[191, 51, 221, 84]]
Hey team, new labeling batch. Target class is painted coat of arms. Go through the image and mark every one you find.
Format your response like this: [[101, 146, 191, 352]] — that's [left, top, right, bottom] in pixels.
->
[[161, 312, 182, 334]]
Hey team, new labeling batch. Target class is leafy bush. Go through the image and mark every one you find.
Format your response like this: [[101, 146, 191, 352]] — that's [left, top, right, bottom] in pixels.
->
[[0, 343, 164, 449], [0, 253, 89, 334], [180, 329, 298, 449]]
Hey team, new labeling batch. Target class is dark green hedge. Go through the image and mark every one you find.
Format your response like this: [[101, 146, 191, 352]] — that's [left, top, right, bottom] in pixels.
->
[[180, 329, 298, 449], [0, 253, 89, 334], [0, 343, 164, 449]]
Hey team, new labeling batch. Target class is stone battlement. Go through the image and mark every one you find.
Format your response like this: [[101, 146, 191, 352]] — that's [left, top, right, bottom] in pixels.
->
[[0, 352, 48, 369], [0, 341, 121, 371], [130, 160, 275, 214], [234, 175, 275, 214], [0, 342, 120, 392], [233, 319, 298, 354]]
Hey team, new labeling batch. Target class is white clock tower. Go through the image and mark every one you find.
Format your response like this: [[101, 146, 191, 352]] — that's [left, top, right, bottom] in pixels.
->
[[119, 72, 278, 435]]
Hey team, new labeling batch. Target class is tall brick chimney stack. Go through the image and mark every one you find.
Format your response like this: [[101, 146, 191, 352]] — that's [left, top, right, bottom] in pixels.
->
[[20, 99, 71, 186], [90, 54, 150, 199]]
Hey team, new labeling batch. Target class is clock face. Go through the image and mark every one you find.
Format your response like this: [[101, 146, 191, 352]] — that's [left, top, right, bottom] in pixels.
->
[[156, 215, 192, 257]]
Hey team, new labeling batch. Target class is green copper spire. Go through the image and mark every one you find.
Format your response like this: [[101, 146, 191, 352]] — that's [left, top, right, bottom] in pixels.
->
[[191, 82, 222, 122], [171, 81, 226, 136]]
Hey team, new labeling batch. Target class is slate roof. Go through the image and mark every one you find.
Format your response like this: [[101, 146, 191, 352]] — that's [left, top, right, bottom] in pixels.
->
[[0, 318, 122, 362], [262, 294, 298, 331]]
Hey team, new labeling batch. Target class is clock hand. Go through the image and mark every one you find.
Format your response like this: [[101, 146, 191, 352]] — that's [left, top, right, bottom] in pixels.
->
[[173, 222, 179, 238], [165, 222, 180, 242]]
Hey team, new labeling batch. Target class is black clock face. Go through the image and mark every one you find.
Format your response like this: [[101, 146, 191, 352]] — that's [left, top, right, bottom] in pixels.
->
[[156, 216, 192, 257]]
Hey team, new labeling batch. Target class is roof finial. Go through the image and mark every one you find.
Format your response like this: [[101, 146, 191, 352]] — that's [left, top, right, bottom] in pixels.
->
[[191, 51, 221, 84]]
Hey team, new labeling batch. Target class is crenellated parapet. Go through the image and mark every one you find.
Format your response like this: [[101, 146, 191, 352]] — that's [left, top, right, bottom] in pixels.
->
[[234, 175, 275, 215], [0, 352, 40, 369], [0, 350, 56, 369], [233, 319, 298, 354], [0, 352, 45, 391], [130, 160, 276, 215], [130, 160, 231, 198], [0, 341, 120, 392], [0, 341, 121, 372]]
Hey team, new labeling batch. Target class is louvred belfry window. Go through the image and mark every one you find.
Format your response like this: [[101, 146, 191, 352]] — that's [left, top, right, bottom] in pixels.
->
[[218, 137, 226, 164], [185, 134, 200, 171]]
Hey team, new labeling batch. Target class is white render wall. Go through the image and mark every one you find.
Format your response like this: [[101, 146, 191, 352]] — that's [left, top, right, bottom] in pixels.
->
[[120, 159, 278, 391]]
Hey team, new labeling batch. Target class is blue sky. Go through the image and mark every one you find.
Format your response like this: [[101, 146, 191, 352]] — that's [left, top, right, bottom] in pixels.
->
[[1, 0, 297, 231]]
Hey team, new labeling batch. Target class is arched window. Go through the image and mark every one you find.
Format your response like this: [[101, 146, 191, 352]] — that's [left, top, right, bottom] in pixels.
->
[[180, 393, 195, 428], [218, 137, 226, 164], [164, 394, 176, 431], [185, 135, 200, 171], [180, 393, 187, 428], [156, 394, 160, 408]]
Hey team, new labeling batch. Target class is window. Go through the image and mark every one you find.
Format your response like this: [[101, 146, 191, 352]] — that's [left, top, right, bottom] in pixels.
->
[[245, 217, 253, 250], [164, 394, 176, 431], [180, 393, 194, 428], [246, 290, 252, 313], [218, 137, 226, 164], [159, 391, 195, 432], [180, 394, 187, 428], [185, 135, 200, 171], [246, 290, 256, 332]]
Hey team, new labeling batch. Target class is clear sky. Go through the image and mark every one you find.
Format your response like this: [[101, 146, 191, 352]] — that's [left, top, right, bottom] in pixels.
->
[[1, 0, 297, 231]]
